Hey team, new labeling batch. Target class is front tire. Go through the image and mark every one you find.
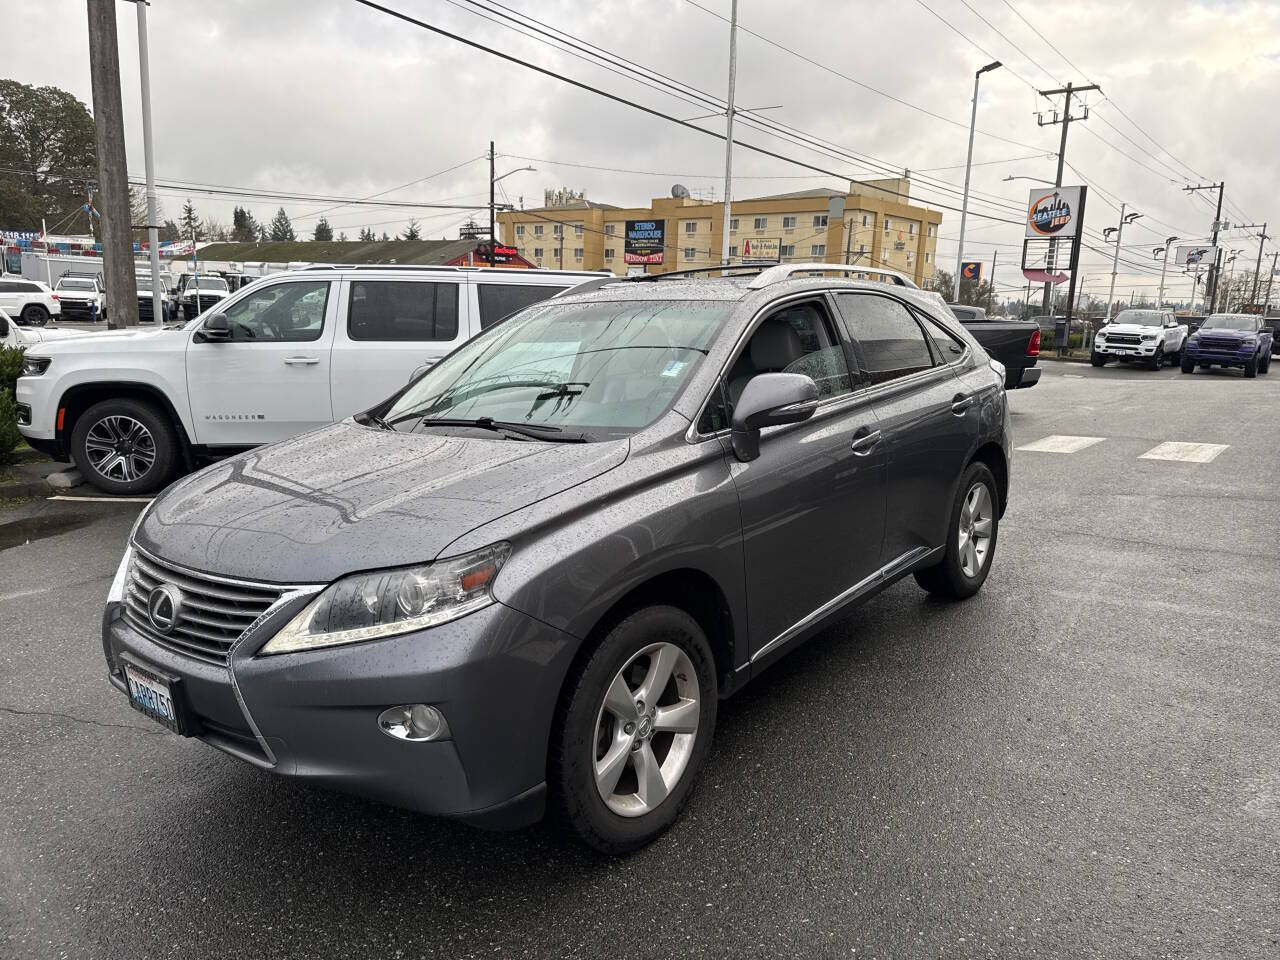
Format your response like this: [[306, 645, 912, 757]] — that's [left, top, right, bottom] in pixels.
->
[[1259, 352, 1271, 375], [550, 605, 717, 854], [69, 398, 179, 495], [914, 462, 999, 600], [1245, 354, 1258, 378], [1181, 355, 1195, 373], [1090, 350, 1107, 367], [1147, 345, 1165, 370]]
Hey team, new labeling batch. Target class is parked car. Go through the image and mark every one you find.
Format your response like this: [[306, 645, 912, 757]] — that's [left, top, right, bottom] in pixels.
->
[[17, 266, 600, 493], [1091, 308, 1188, 369], [1180, 313, 1274, 377], [178, 275, 230, 320], [1264, 316, 1280, 357], [54, 273, 107, 322], [0, 307, 88, 348], [101, 262, 1012, 853], [0, 277, 61, 326], [135, 273, 170, 323], [948, 304, 1041, 389]]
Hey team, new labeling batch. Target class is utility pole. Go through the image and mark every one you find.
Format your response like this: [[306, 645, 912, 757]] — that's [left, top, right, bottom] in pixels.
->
[[988, 250, 997, 311], [1265, 251, 1278, 314], [131, 0, 162, 323], [488, 141, 495, 267], [719, 0, 738, 267], [1103, 205, 1141, 321], [1155, 236, 1178, 309], [1184, 182, 1225, 315], [1248, 224, 1268, 308], [1035, 81, 1101, 318], [843, 218, 853, 264], [87, 0, 139, 328], [955, 61, 1002, 299]]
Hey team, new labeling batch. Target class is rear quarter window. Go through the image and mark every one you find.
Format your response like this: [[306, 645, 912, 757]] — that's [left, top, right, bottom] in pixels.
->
[[476, 282, 567, 330], [348, 280, 460, 341]]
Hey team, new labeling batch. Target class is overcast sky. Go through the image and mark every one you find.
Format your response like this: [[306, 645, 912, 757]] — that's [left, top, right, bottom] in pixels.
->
[[8, 0, 1280, 304]]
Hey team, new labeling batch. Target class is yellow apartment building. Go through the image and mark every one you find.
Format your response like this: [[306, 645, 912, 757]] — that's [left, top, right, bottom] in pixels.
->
[[497, 177, 942, 286]]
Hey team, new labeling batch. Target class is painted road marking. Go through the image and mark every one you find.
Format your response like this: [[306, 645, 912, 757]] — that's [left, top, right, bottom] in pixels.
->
[[1016, 435, 1107, 454], [1139, 442, 1229, 463], [47, 495, 155, 503]]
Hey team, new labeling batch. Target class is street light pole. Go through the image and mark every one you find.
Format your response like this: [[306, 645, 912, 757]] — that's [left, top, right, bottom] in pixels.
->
[[1156, 235, 1178, 309], [1104, 207, 1142, 320], [488, 157, 535, 267], [954, 60, 1001, 300], [1250, 224, 1268, 308], [1265, 251, 1278, 314], [132, 0, 162, 323], [719, 0, 738, 267]]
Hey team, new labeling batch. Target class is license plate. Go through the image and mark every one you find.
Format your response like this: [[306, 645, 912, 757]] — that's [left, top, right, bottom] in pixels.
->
[[123, 661, 181, 733]]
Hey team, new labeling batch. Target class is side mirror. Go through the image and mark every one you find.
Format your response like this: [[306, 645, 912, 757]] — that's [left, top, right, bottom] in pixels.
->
[[408, 360, 436, 383], [197, 313, 231, 342], [730, 372, 819, 463]]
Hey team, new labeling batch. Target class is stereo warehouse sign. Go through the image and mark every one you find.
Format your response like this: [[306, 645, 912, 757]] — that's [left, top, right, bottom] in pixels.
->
[[624, 219, 666, 264]]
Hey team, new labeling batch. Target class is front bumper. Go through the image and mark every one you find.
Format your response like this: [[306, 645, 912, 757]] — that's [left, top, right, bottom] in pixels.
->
[[1093, 340, 1159, 358], [103, 591, 580, 829], [57, 299, 98, 321], [1185, 345, 1255, 367]]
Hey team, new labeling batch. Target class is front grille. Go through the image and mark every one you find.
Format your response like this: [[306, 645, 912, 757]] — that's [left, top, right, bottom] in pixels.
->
[[122, 549, 283, 666], [191, 294, 223, 313], [1197, 336, 1242, 352], [1106, 333, 1141, 345], [58, 300, 94, 319]]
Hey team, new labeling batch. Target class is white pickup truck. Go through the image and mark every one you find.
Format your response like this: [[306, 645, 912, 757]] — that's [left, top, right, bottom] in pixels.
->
[[16, 266, 597, 494], [1091, 308, 1188, 370]]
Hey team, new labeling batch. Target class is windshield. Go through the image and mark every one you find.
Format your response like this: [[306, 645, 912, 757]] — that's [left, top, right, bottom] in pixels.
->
[[57, 279, 96, 291], [1200, 314, 1259, 332], [1113, 310, 1163, 326], [136, 277, 162, 291], [189, 278, 228, 291], [379, 299, 732, 440]]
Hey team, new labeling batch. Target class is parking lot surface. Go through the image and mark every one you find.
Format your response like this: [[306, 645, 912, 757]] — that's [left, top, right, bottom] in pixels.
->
[[1, 361, 1277, 959]]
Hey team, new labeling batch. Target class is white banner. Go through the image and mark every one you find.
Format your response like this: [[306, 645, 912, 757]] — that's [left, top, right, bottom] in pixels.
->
[[1175, 245, 1217, 266]]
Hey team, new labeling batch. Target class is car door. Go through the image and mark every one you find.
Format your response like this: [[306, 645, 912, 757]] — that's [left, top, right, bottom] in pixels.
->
[[185, 277, 336, 446], [835, 292, 978, 565], [0, 281, 16, 315], [328, 277, 467, 418], [707, 295, 887, 663]]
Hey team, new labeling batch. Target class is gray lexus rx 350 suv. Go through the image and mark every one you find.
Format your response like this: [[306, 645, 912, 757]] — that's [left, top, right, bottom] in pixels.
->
[[104, 264, 1013, 853]]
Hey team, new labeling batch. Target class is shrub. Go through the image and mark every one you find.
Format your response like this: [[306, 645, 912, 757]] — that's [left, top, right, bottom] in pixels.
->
[[0, 343, 23, 399], [0, 388, 21, 465]]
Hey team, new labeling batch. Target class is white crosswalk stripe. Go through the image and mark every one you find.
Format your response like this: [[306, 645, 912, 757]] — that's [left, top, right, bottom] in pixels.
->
[[1015, 435, 1106, 453], [1139, 442, 1229, 463]]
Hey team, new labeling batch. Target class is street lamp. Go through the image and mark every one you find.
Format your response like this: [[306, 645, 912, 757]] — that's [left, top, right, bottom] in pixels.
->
[[954, 60, 1002, 301], [1154, 235, 1178, 309], [1224, 249, 1243, 310], [488, 151, 535, 266], [1002, 174, 1055, 186], [1104, 207, 1142, 321]]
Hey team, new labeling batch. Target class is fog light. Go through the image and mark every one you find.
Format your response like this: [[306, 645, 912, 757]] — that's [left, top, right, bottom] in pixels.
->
[[377, 703, 450, 742]]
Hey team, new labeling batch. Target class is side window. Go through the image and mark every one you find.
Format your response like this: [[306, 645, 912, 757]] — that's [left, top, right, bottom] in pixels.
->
[[20, 283, 40, 294], [922, 316, 965, 362], [348, 281, 459, 341], [836, 294, 935, 385], [476, 283, 567, 330], [217, 280, 329, 342], [724, 300, 853, 411], [0, 282, 15, 293], [0, 312, 8, 336]]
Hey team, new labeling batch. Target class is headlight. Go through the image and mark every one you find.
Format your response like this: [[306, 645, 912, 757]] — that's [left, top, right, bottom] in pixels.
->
[[1140, 334, 1156, 341], [21, 356, 51, 376], [261, 543, 511, 654]]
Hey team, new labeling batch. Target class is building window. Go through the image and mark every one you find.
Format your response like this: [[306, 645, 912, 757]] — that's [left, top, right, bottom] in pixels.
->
[[782, 215, 797, 229], [515, 224, 524, 237], [925, 252, 931, 264], [811, 244, 826, 257], [813, 214, 828, 228], [884, 218, 892, 232], [754, 216, 767, 230], [533, 225, 543, 237], [553, 224, 562, 236], [574, 224, 583, 237], [533, 247, 543, 258], [729, 218, 739, 231], [684, 221, 697, 234], [861, 214, 869, 227], [683, 247, 696, 259], [927, 224, 935, 238], [859, 244, 868, 255], [573, 248, 584, 260], [906, 251, 915, 265], [728, 245, 738, 257], [605, 224, 615, 236], [780, 244, 795, 258], [605, 248, 614, 260], [908, 223, 916, 236]]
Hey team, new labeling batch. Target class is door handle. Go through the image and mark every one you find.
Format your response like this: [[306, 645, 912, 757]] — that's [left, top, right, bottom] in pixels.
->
[[850, 429, 882, 455], [951, 394, 974, 415], [284, 356, 320, 365]]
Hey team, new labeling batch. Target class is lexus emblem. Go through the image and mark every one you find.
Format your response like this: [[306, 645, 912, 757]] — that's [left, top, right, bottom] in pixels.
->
[[146, 583, 184, 634]]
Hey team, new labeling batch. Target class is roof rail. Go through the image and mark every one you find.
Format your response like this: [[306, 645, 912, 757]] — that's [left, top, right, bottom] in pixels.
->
[[746, 262, 920, 290], [551, 263, 772, 298], [294, 263, 603, 276]]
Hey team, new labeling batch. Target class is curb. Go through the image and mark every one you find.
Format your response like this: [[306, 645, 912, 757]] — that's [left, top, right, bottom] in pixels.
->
[[0, 479, 50, 500]]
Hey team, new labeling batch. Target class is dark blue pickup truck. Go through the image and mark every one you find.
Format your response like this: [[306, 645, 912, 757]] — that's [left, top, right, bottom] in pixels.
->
[[1181, 314, 1274, 378]]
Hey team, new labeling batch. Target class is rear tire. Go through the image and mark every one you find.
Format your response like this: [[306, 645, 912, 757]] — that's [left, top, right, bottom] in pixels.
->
[[69, 398, 180, 495], [550, 605, 717, 854], [914, 461, 999, 600], [21, 304, 48, 326]]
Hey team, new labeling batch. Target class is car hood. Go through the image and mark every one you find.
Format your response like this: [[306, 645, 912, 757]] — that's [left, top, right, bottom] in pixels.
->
[[55, 291, 98, 301], [15, 326, 93, 344], [184, 289, 227, 298], [1101, 323, 1160, 335], [136, 421, 630, 584], [29, 328, 176, 353]]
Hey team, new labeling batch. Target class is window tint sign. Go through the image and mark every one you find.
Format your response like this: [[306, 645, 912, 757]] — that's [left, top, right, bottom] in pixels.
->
[[1024, 186, 1085, 239], [1175, 245, 1218, 267], [624, 220, 666, 264]]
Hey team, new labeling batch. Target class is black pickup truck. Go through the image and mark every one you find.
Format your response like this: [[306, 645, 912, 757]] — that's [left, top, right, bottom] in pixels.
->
[[948, 305, 1041, 389]]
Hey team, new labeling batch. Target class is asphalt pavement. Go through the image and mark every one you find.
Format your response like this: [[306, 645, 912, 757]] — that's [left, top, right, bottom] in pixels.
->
[[1, 360, 1277, 959]]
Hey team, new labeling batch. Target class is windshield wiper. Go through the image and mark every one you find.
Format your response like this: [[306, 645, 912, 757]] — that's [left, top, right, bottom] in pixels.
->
[[416, 416, 588, 442], [361, 412, 395, 432]]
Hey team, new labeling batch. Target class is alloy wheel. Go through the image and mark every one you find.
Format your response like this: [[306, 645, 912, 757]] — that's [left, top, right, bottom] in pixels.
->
[[592, 641, 700, 817], [84, 415, 157, 483], [957, 482, 994, 579]]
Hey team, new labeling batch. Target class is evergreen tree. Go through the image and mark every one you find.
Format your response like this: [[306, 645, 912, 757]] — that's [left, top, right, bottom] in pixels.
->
[[398, 218, 422, 241], [161, 219, 180, 242], [231, 205, 261, 243], [380, 231, 390, 242], [337, 231, 348, 242], [178, 199, 202, 240], [358, 227, 376, 242], [312, 217, 334, 241], [268, 207, 296, 241]]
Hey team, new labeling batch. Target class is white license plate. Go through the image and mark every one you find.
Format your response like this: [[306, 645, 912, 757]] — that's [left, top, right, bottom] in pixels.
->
[[124, 662, 179, 731]]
